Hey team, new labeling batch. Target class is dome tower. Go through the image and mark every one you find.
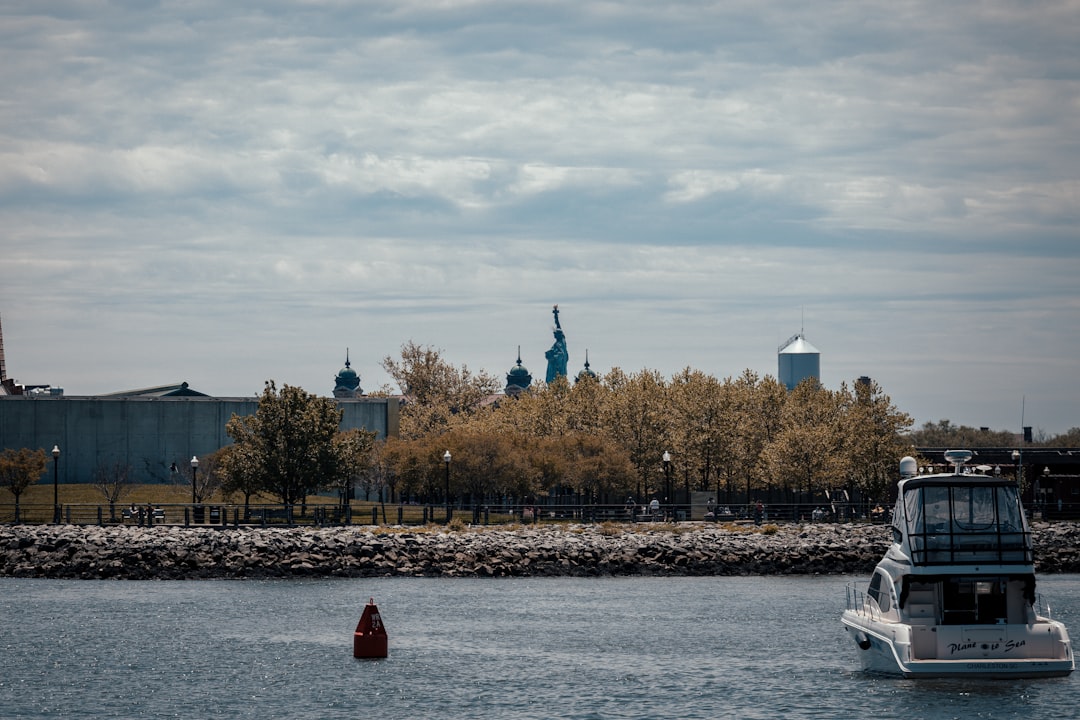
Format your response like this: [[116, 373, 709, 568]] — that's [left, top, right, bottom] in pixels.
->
[[505, 346, 533, 396], [575, 349, 598, 383], [333, 349, 362, 398]]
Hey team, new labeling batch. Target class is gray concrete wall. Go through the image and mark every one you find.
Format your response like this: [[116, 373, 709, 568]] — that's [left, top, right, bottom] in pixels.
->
[[0, 395, 396, 484]]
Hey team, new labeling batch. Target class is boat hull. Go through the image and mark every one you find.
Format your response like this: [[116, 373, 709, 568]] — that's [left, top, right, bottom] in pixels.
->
[[842, 612, 1075, 679]]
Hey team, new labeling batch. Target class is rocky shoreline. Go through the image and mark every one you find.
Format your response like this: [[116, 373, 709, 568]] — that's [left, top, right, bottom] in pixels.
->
[[2, 522, 1079, 580]]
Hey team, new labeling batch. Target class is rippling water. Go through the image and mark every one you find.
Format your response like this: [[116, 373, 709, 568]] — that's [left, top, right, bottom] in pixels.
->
[[1, 575, 1077, 719]]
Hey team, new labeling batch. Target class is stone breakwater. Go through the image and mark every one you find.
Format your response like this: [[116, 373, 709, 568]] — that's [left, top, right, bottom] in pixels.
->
[[2, 522, 1079, 580]]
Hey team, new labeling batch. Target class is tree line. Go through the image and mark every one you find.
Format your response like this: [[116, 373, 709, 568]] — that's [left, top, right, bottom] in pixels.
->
[[363, 342, 1078, 510], [7, 341, 1077, 514], [366, 342, 915, 509]]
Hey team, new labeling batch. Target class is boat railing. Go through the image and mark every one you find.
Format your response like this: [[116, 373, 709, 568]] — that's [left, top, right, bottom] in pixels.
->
[[1035, 593, 1055, 622], [845, 581, 881, 622], [908, 528, 1033, 566]]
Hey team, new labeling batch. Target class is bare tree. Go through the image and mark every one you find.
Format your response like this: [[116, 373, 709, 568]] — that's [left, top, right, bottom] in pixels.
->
[[93, 461, 133, 521], [171, 450, 227, 505], [381, 341, 502, 438]]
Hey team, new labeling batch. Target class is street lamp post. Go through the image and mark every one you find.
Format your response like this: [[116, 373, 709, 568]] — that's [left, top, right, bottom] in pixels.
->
[[1012, 449, 1022, 493], [716, 468, 722, 520], [51, 445, 60, 524], [683, 468, 690, 523], [190, 455, 199, 505], [443, 450, 452, 523], [1042, 466, 1050, 516], [663, 451, 672, 522]]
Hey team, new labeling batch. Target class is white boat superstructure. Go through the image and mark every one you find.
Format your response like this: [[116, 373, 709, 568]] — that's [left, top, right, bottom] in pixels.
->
[[842, 450, 1074, 678]]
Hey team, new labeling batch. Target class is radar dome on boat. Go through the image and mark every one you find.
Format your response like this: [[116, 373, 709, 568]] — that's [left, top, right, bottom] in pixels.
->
[[899, 456, 918, 478]]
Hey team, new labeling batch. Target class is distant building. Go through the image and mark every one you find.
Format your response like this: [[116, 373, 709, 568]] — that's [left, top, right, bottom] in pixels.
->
[[0, 385, 398, 484], [333, 350, 362, 398], [0, 335, 397, 483], [778, 332, 821, 390], [100, 382, 208, 398], [575, 350, 598, 383], [505, 347, 533, 396]]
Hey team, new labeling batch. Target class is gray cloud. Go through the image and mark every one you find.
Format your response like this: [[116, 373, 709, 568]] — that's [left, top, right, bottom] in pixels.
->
[[2, 0, 1078, 433]]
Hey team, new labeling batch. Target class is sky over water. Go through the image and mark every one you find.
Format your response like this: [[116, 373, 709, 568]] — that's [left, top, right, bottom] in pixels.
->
[[2, 1, 1078, 434]]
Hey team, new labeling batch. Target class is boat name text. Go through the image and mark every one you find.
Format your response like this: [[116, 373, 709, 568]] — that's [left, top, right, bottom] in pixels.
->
[[948, 639, 1026, 656]]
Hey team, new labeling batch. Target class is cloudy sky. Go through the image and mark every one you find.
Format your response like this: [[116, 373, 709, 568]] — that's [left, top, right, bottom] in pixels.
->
[[2, 0, 1078, 436]]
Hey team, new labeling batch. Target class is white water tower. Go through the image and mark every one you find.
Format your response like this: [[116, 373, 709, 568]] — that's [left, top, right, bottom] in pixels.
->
[[778, 332, 820, 390]]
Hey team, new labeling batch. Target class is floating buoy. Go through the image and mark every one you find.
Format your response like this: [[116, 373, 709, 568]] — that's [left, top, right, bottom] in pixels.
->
[[353, 597, 388, 658]]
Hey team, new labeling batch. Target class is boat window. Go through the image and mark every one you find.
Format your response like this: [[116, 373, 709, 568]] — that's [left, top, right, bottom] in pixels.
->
[[904, 487, 925, 533], [996, 486, 1024, 531], [904, 484, 1026, 536], [903, 481, 1033, 566], [866, 571, 892, 613], [891, 497, 904, 543], [951, 486, 996, 531], [876, 572, 892, 613], [867, 572, 882, 603], [922, 487, 952, 533]]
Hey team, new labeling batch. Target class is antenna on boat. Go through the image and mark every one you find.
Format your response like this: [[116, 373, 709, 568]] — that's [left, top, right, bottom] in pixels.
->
[[943, 449, 973, 475]]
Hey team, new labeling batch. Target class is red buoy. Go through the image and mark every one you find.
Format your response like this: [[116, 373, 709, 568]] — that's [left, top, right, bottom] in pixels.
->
[[353, 598, 388, 658]]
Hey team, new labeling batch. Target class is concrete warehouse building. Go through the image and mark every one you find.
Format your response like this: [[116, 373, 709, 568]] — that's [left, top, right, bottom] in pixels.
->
[[0, 316, 398, 483], [0, 382, 399, 484]]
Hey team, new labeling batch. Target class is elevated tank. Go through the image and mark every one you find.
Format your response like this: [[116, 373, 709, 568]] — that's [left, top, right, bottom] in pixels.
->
[[778, 333, 820, 390]]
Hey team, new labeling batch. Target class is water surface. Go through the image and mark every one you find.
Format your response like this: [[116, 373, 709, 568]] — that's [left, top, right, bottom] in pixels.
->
[[1, 575, 1077, 719]]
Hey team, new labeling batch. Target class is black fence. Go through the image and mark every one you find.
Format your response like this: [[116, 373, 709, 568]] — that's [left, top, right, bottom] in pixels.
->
[[4, 501, 1078, 528]]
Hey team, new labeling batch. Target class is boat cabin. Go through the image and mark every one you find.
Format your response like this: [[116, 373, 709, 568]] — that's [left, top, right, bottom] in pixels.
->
[[892, 476, 1033, 567], [878, 451, 1040, 628]]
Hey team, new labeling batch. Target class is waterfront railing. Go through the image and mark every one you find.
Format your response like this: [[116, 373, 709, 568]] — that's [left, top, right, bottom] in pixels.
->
[[3, 502, 1077, 528]]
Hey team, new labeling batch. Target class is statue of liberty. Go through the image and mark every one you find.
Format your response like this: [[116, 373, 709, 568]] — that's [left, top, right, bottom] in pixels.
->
[[544, 304, 569, 383]]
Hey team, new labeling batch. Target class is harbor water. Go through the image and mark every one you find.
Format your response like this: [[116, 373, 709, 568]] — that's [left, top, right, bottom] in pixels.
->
[[2, 575, 1077, 719]]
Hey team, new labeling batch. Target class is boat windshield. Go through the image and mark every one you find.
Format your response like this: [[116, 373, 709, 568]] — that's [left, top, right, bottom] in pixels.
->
[[902, 481, 1031, 566]]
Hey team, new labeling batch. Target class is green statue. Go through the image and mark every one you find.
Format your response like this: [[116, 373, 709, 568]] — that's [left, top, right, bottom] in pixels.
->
[[545, 304, 568, 383]]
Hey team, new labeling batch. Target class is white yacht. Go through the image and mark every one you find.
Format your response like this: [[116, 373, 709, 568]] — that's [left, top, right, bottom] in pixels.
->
[[842, 450, 1074, 678]]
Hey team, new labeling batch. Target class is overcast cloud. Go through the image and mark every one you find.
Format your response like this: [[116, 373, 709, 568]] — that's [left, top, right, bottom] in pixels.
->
[[2, 0, 1078, 435]]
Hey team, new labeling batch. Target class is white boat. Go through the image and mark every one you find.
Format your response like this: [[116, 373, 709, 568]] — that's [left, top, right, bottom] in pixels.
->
[[842, 449, 1074, 678]]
